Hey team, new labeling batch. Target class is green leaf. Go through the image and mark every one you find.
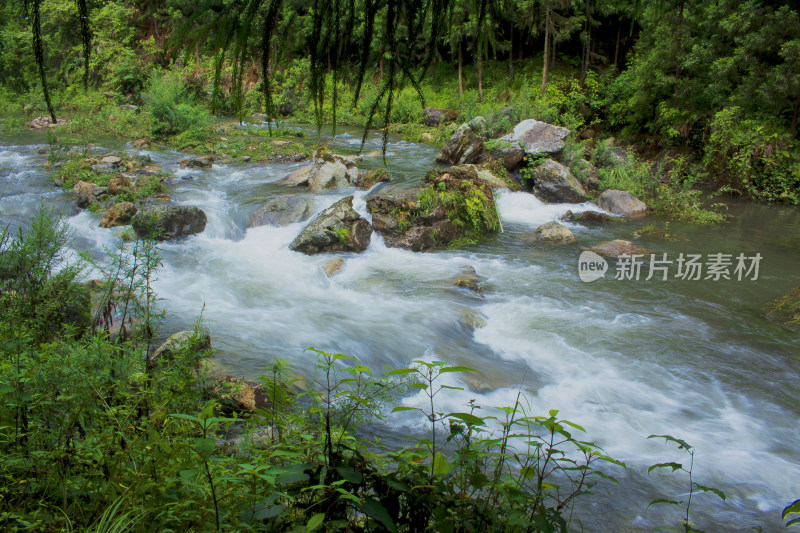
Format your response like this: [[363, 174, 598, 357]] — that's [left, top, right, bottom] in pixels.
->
[[387, 368, 416, 376], [784, 500, 800, 520], [438, 366, 478, 373], [333, 353, 357, 362], [432, 451, 449, 475], [693, 483, 726, 501], [359, 498, 397, 532], [439, 385, 464, 390], [447, 412, 486, 426], [647, 434, 692, 450], [337, 466, 363, 484], [193, 438, 216, 462], [647, 462, 683, 473], [391, 406, 421, 413], [647, 499, 683, 508], [409, 383, 429, 390], [787, 518, 800, 528], [306, 513, 325, 531]]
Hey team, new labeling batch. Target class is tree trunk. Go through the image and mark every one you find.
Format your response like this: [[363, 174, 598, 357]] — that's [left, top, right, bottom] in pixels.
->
[[792, 93, 800, 138], [508, 21, 514, 80], [579, 18, 589, 87], [379, 56, 384, 79], [613, 21, 621, 69], [458, 42, 464, 99], [477, 41, 484, 103], [673, 0, 685, 106], [540, 8, 550, 97]]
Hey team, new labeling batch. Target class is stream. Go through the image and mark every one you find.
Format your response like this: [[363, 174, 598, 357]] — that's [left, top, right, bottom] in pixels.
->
[[1, 123, 799, 531]]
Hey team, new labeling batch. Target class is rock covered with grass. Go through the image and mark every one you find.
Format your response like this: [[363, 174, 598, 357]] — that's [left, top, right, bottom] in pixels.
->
[[436, 117, 489, 165], [366, 166, 500, 251], [490, 119, 570, 170], [131, 203, 207, 241], [289, 196, 371, 254]]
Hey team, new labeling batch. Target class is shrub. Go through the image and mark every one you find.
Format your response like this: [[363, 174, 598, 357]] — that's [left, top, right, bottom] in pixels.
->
[[146, 71, 212, 137]]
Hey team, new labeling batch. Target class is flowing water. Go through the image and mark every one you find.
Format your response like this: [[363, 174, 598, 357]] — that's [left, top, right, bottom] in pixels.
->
[[1, 123, 799, 531]]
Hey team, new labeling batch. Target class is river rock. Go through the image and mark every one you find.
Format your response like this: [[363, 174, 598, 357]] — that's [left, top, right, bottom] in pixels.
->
[[252, 113, 269, 122], [289, 196, 371, 254], [588, 239, 650, 258], [560, 210, 610, 224], [278, 149, 359, 191], [119, 104, 140, 113], [596, 139, 628, 168], [452, 266, 482, 294], [101, 155, 122, 165], [73, 181, 99, 208], [150, 330, 212, 366], [462, 163, 516, 190], [322, 258, 344, 277], [178, 155, 214, 169], [597, 189, 647, 218], [132, 138, 151, 150], [530, 160, 587, 203], [492, 119, 570, 170], [574, 159, 599, 189], [108, 175, 133, 195], [131, 204, 207, 241], [29, 116, 67, 129], [423, 107, 458, 126], [436, 118, 488, 165], [249, 195, 311, 227], [529, 221, 575, 244], [100, 202, 138, 228], [358, 168, 391, 190]]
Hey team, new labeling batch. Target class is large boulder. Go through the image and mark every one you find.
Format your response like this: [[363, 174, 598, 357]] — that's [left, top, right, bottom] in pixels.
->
[[587, 239, 650, 258], [367, 167, 499, 252], [462, 164, 518, 190], [528, 221, 576, 244], [131, 204, 207, 241], [436, 118, 489, 165], [574, 159, 599, 189], [530, 160, 587, 203], [100, 202, 138, 228], [492, 119, 570, 170], [108, 174, 133, 195], [597, 189, 647, 218], [249, 195, 311, 227], [289, 196, 371, 254], [278, 149, 359, 191], [423, 107, 458, 127]]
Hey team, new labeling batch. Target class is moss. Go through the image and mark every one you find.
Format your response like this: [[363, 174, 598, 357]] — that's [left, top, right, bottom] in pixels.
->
[[767, 286, 800, 325], [423, 169, 499, 234], [334, 226, 351, 244]]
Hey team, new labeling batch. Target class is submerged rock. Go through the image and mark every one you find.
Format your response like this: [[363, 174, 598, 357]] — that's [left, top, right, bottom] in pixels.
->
[[597, 189, 647, 218], [100, 202, 138, 228], [436, 118, 488, 165], [322, 257, 345, 277], [529, 221, 576, 244], [289, 196, 371, 254], [30, 116, 67, 129], [452, 266, 483, 295], [588, 239, 650, 258], [530, 160, 587, 203], [131, 204, 207, 241], [249, 196, 311, 228]]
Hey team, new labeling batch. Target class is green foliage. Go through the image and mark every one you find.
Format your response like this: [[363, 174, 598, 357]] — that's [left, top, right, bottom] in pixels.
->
[[647, 435, 726, 533], [334, 226, 351, 245], [766, 286, 800, 325], [704, 108, 800, 204], [146, 71, 212, 138]]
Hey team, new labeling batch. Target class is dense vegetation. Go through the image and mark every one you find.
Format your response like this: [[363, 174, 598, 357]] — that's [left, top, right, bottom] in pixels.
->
[[0, 0, 798, 204]]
